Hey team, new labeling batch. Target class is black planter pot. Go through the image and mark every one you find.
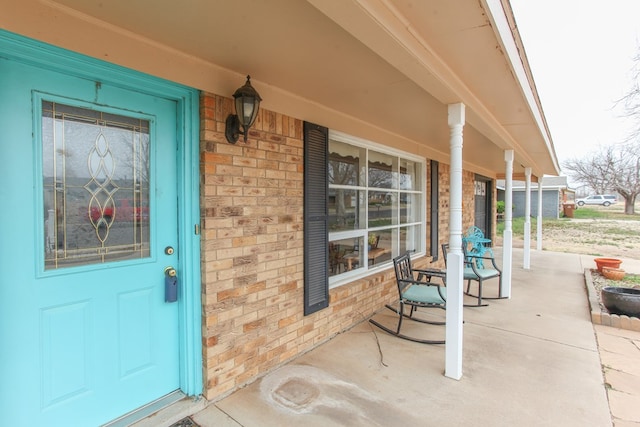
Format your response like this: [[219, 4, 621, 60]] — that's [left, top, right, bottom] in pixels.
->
[[601, 287, 640, 317]]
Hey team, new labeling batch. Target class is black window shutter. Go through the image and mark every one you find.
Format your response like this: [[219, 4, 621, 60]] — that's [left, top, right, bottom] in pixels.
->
[[430, 160, 440, 260], [303, 121, 329, 315]]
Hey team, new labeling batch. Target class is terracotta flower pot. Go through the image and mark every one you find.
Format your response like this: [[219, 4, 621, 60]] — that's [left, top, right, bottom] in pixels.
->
[[594, 257, 622, 273], [602, 266, 625, 281]]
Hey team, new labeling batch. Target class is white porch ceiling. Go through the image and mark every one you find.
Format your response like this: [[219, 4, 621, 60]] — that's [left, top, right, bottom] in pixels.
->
[[0, 0, 559, 177]]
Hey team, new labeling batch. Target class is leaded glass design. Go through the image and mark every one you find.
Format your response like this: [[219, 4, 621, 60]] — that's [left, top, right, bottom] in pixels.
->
[[42, 101, 150, 269]]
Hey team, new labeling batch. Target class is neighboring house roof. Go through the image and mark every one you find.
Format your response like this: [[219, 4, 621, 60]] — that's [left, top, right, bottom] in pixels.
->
[[1, 0, 559, 178], [497, 176, 572, 191], [538, 176, 569, 188]]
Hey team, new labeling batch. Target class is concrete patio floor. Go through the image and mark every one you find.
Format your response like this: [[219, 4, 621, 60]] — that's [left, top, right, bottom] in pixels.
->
[[135, 248, 640, 427]]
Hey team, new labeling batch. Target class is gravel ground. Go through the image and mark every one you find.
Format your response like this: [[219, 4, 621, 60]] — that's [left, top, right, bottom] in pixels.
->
[[501, 218, 640, 259], [540, 218, 640, 259]]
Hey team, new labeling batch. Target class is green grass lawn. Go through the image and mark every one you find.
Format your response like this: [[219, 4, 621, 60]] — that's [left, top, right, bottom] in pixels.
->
[[572, 206, 640, 220], [496, 217, 538, 236], [572, 207, 608, 219], [496, 205, 640, 237]]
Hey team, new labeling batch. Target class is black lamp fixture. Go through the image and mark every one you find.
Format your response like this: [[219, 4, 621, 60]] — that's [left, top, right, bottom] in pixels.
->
[[225, 75, 262, 144]]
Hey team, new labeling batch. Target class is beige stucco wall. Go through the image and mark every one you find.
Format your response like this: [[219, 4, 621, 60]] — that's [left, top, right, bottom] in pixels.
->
[[199, 92, 482, 400]]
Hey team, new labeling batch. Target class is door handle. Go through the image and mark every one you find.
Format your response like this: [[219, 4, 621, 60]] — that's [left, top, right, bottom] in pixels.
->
[[164, 266, 178, 302]]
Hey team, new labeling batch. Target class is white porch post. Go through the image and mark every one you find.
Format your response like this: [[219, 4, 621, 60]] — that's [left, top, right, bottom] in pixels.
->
[[523, 167, 531, 269], [445, 103, 465, 380], [502, 150, 514, 298], [536, 178, 543, 250]]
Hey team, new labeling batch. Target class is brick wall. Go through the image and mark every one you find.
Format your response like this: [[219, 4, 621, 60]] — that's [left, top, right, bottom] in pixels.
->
[[429, 163, 477, 269], [199, 92, 484, 400]]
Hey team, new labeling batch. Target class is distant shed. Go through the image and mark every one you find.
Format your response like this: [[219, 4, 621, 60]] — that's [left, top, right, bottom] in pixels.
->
[[497, 176, 575, 219]]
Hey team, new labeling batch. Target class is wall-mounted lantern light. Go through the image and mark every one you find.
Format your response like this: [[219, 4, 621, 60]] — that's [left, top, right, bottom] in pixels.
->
[[225, 75, 262, 144]]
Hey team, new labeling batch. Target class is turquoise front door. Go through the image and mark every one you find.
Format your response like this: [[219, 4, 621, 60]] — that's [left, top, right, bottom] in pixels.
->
[[0, 55, 183, 425]]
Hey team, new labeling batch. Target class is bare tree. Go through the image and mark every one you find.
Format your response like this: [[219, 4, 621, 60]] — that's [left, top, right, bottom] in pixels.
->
[[328, 156, 358, 228], [617, 49, 640, 140], [612, 47, 640, 213], [563, 47, 640, 214], [563, 147, 616, 195], [612, 142, 640, 214], [563, 143, 640, 214]]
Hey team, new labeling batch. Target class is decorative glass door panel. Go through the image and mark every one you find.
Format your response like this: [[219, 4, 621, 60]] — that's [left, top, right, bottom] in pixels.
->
[[42, 101, 151, 269], [1, 50, 184, 426]]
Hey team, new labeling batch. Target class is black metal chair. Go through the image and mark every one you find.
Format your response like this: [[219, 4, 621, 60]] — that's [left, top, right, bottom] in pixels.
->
[[369, 252, 446, 344], [328, 242, 346, 274], [442, 243, 504, 307]]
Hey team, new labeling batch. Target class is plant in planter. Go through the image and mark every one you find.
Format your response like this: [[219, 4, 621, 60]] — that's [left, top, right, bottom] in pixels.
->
[[368, 234, 379, 249], [496, 201, 514, 221]]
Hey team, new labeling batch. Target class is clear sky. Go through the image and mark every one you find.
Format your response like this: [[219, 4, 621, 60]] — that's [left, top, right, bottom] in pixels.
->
[[510, 0, 640, 173]]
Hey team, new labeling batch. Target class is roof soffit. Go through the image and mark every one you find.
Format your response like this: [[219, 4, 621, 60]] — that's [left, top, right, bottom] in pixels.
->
[[307, 0, 558, 176], [24, 0, 557, 176]]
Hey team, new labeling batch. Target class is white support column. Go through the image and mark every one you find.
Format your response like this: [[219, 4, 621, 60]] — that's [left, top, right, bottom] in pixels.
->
[[445, 103, 465, 380], [537, 178, 543, 250], [502, 150, 514, 298], [523, 167, 531, 269]]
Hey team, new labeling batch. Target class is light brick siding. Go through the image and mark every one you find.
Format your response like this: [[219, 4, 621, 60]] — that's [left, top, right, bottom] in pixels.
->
[[200, 92, 484, 400], [428, 163, 478, 269]]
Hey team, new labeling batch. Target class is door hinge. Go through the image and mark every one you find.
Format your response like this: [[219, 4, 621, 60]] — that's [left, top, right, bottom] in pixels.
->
[[194, 224, 200, 235]]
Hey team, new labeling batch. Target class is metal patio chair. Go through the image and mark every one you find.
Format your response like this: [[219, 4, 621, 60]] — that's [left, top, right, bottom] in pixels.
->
[[463, 226, 493, 268], [369, 252, 446, 344], [442, 243, 504, 307]]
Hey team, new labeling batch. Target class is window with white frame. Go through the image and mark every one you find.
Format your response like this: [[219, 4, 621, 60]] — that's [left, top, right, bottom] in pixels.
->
[[327, 131, 425, 285]]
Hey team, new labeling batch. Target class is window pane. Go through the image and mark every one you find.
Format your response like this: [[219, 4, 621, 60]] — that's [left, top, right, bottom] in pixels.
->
[[329, 189, 364, 231], [329, 237, 363, 277], [400, 193, 421, 224], [327, 132, 426, 283], [400, 225, 422, 254], [368, 191, 397, 227], [368, 150, 395, 189], [400, 159, 421, 191], [329, 140, 364, 186], [368, 229, 392, 266], [43, 101, 150, 270]]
